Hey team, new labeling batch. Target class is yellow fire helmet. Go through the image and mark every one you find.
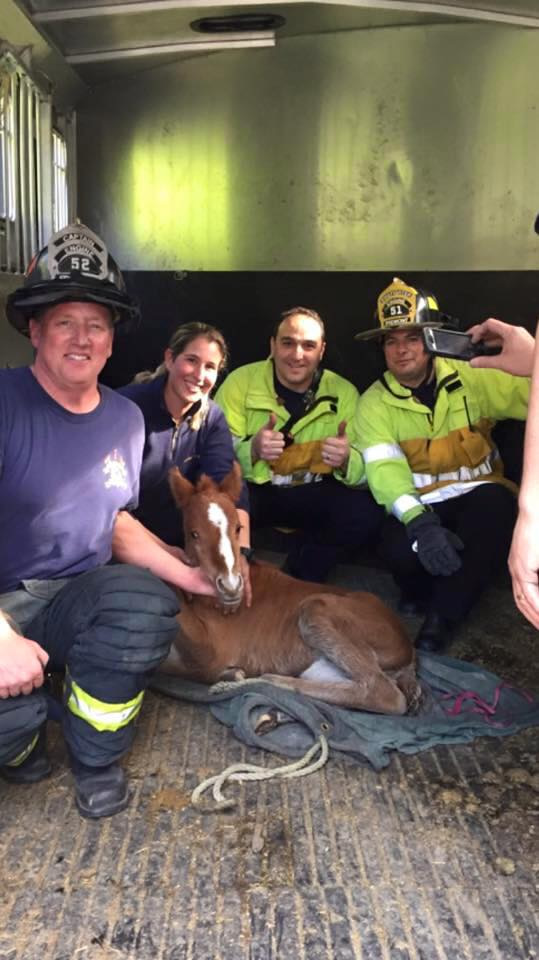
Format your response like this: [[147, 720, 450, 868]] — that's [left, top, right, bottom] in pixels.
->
[[355, 277, 449, 341]]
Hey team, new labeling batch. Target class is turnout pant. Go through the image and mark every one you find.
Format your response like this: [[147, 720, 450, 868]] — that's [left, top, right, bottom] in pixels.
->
[[248, 477, 383, 582], [379, 483, 517, 624], [0, 565, 179, 767]]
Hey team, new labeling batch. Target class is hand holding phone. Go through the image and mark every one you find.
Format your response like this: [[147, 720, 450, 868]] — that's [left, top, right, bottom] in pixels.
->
[[467, 318, 535, 376], [423, 327, 502, 362]]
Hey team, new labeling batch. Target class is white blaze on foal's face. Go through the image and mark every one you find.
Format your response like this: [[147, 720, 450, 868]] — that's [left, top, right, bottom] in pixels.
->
[[207, 501, 240, 588]]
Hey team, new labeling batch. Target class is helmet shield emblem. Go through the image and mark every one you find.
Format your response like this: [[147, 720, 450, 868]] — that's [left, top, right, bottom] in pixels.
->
[[377, 280, 419, 331], [355, 277, 446, 341], [6, 221, 140, 336], [47, 224, 109, 282]]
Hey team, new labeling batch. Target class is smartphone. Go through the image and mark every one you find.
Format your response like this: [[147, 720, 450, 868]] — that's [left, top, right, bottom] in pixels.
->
[[423, 327, 502, 361]]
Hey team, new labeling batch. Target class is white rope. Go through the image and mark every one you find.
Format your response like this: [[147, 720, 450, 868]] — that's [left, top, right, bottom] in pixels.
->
[[209, 677, 261, 695], [191, 734, 329, 812]]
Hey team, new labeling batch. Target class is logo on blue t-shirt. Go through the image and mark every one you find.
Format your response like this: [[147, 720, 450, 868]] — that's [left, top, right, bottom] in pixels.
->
[[103, 450, 129, 490]]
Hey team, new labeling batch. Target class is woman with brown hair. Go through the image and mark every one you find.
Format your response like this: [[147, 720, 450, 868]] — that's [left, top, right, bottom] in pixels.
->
[[118, 322, 252, 602]]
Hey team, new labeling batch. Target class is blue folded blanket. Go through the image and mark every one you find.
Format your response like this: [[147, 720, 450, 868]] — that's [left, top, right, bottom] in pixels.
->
[[151, 653, 539, 770]]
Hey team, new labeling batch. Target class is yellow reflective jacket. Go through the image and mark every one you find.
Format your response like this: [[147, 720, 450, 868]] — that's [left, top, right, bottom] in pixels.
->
[[215, 358, 365, 486], [356, 357, 529, 525]]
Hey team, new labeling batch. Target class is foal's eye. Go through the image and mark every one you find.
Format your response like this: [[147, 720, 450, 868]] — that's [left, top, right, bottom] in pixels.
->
[[190, 531, 199, 540], [235, 525, 241, 536]]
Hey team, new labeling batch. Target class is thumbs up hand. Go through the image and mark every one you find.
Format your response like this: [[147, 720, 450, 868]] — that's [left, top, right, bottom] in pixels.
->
[[251, 412, 286, 464], [321, 420, 350, 471]]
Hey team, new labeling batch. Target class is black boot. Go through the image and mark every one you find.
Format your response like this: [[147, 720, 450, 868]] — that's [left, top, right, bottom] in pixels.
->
[[415, 610, 455, 653], [398, 593, 425, 616], [70, 756, 130, 819], [283, 544, 331, 584], [0, 726, 52, 783]]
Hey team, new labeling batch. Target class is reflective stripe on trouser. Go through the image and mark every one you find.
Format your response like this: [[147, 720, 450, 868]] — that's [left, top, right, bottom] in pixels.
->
[[0, 692, 47, 766], [65, 670, 144, 733], [23, 565, 180, 767], [5, 732, 40, 766]]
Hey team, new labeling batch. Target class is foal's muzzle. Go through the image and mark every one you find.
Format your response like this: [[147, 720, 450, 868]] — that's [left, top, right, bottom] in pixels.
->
[[215, 572, 244, 607]]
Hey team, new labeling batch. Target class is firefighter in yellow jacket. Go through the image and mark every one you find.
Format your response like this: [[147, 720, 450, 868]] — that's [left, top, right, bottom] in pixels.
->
[[216, 307, 382, 582], [355, 278, 530, 652]]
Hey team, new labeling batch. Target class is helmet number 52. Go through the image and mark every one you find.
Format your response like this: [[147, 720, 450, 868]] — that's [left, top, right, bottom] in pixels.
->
[[70, 255, 91, 272]]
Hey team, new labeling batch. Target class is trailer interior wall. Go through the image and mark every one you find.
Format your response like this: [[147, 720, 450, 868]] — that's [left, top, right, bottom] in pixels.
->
[[77, 24, 539, 273], [0, 277, 32, 367], [5, 21, 539, 376]]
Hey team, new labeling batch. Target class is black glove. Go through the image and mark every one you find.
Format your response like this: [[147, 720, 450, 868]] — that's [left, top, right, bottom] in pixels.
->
[[406, 512, 463, 577]]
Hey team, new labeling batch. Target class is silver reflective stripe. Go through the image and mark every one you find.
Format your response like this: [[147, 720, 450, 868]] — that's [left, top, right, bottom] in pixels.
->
[[5, 732, 39, 767], [441, 455, 498, 481], [271, 471, 323, 487], [412, 451, 499, 489], [363, 443, 405, 464], [392, 494, 422, 519], [412, 472, 433, 486], [420, 479, 492, 505]]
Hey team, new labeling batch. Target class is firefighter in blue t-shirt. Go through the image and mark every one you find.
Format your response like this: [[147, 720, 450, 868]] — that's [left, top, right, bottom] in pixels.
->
[[0, 222, 217, 819]]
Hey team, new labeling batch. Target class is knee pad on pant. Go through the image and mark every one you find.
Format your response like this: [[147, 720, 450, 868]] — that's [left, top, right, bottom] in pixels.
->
[[0, 693, 47, 765], [80, 565, 180, 671], [48, 564, 181, 674]]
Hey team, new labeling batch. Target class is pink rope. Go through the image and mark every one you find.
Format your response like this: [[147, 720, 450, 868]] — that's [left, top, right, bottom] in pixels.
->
[[442, 682, 535, 723]]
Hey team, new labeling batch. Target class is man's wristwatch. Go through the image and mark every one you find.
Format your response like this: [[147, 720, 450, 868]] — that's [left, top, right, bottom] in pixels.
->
[[240, 546, 255, 563]]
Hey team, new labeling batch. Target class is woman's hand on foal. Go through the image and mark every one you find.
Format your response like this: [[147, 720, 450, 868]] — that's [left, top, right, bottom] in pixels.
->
[[239, 554, 252, 608], [0, 616, 49, 698]]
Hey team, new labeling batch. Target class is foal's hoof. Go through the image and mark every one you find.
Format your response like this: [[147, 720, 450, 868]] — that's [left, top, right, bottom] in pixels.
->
[[218, 666, 246, 682], [255, 711, 280, 735], [405, 683, 424, 716], [255, 708, 293, 735]]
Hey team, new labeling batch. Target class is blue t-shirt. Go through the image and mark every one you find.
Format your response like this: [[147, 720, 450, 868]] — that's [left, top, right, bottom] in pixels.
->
[[118, 375, 249, 546], [0, 367, 144, 592]]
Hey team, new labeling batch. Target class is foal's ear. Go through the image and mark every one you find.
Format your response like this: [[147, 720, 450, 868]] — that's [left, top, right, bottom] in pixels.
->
[[197, 473, 219, 497], [220, 461, 243, 504], [169, 467, 195, 508]]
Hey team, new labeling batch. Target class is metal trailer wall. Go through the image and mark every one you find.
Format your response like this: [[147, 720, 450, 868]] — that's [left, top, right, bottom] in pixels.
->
[[76, 24, 539, 273], [5, 22, 539, 374]]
